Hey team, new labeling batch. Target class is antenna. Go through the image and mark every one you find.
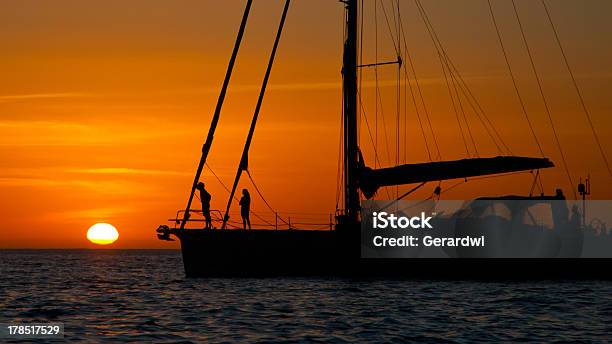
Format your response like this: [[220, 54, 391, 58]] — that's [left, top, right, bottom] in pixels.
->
[[578, 175, 591, 227]]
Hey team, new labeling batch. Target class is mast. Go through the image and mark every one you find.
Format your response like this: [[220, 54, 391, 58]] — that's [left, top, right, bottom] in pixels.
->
[[343, 0, 360, 223]]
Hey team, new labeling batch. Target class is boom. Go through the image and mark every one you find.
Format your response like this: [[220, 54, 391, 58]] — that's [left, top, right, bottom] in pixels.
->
[[359, 156, 554, 199]]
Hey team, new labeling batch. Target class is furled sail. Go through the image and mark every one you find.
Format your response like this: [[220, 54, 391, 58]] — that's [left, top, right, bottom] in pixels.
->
[[359, 156, 554, 199]]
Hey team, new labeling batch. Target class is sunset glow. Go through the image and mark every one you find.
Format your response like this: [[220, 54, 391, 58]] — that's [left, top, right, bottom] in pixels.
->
[[1, 1, 611, 249]]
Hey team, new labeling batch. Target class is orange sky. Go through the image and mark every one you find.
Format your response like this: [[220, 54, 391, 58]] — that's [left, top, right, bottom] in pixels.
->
[[1, 0, 611, 248]]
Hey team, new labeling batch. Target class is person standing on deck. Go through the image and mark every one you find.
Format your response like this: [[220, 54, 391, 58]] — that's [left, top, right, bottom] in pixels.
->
[[239, 188, 251, 230], [196, 182, 212, 229]]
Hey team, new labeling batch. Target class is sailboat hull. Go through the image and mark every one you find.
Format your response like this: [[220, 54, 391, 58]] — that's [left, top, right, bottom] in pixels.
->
[[176, 229, 342, 277], [172, 228, 611, 279]]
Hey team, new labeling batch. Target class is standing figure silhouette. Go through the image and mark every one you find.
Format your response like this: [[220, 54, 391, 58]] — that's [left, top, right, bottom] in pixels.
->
[[196, 182, 212, 229], [239, 188, 251, 230]]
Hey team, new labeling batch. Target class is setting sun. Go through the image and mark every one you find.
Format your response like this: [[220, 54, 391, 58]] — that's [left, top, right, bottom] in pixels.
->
[[87, 223, 119, 245]]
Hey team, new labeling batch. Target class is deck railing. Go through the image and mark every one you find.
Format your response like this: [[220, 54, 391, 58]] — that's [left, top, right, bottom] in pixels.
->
[[169, 210, 335, 231]]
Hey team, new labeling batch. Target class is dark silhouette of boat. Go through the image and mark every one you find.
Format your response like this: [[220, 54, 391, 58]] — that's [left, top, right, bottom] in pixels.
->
[[156, 0, 611, 278], [447, 194, 583, 258]]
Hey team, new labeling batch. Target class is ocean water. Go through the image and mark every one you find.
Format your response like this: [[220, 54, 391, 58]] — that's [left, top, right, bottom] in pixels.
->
[[0, 250, 610, 343]]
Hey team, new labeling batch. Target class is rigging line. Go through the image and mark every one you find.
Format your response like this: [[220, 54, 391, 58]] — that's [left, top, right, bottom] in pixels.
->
[[402, 195, 435, 211], [442, 52, 512, 155], [371, 2, 397, 171], [447, 65, 504, 154], [399, 0, 407, 164], [397, 61, 400, 194], [376, 82, 394, 165], [245, 170, 289, 225], [397, 182, 426, 201], [341, 9, 348, 211], [207, 167, 271, 226], [404, 77, 408, 163], [397, 62, 401, 167], [441, 170, 533, 196], [251, 211, 276, 227], [379, 0, 400, 55], [394, 0, 401, 199], [358, 0, 364, 145], [336, 87, 344, 210], [487, 0, 543, 157], [358, 90, 393, 200], [397, 13, 440, 160], [403, 55, 409, 164], [394, 0, 403, 175], [383, 0, 399, 56], [251, 213, 276, 227], [415, 1, 486, 155], [433, 41, 511, 154], [205, 163, 273, 226], [439, 50, 510, 154], [380, 0, 401, 165], [205, 163, 237, 200], [416, 0, 510, 156], [358, 91, 384, 169], [371, 2, 393, 170], [440, 180, 466, 195], [512, 0, 577, 199], [468, 170, 531, 182], [439, 54, 471, 157], [397, 0, 403, 169], [396, 0, 401, 50], [374, 0, 379, 168], [529, 170, 542, 196], [538, 169, 545, 194], [433, 41, 504, 154], [443, 57, 471, 157], [419, 15, 500, 155], [450, 67, 480, 157], [542, 0, 612, 179], [397, 0, 408, 165], [360, 98, 392, 201], [379, 182, 427, 212], [404, 64, 433, 161], [391, 0, 400, 48], [414, 0, 470, 157]]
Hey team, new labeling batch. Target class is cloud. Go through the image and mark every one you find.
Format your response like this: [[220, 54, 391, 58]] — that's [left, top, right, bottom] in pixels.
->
[[180, 74, 501, 95], [49, 206, 135, 221], [0, 120, 91, 130], [67, 167, 190, 177], [0, 93, 93, 103], [0, 120, 102, 146], [0, 72, 500, 107], [0, 119, 192, 147], [0, 176, 151, 195]]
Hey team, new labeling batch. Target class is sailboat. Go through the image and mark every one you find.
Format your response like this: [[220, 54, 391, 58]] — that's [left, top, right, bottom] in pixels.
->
[[156, 0, 610, 278]]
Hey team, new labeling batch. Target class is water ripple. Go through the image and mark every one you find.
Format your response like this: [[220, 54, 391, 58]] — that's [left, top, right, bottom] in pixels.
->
[[0, 250, 610, 343]]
